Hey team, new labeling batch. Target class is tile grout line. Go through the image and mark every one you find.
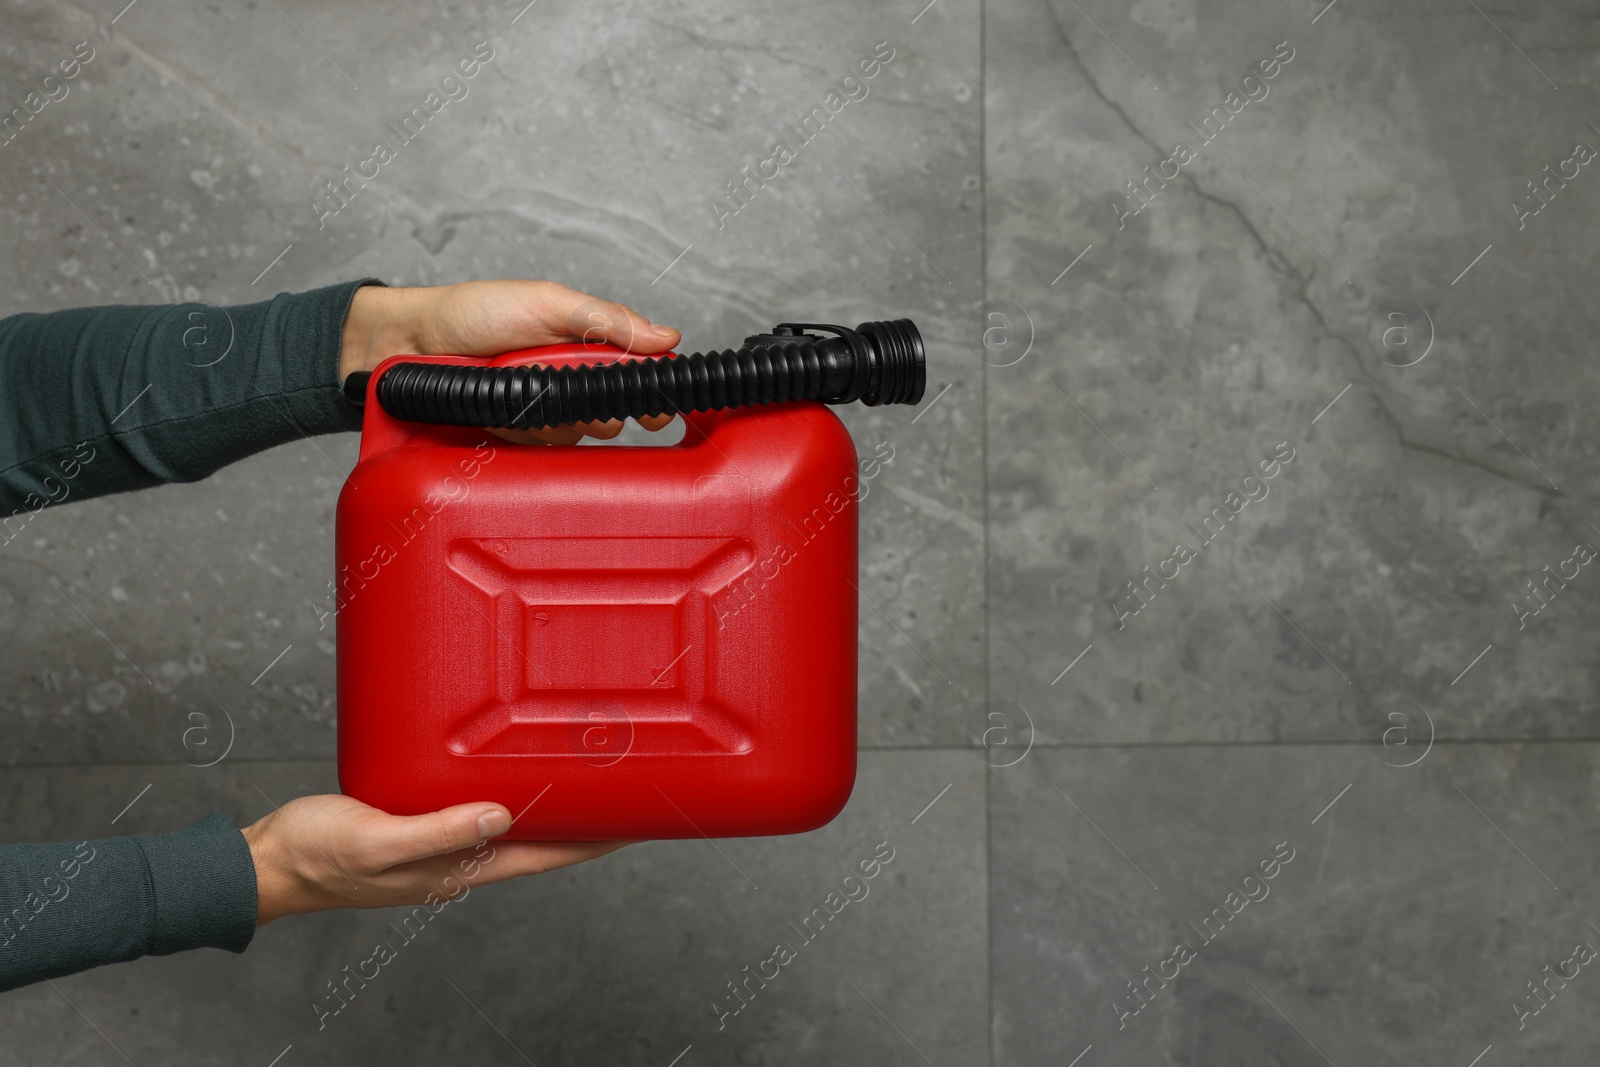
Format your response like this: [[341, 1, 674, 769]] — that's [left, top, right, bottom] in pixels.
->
[[16, 732, 1600, 772], [979, 0, 995, 1060]]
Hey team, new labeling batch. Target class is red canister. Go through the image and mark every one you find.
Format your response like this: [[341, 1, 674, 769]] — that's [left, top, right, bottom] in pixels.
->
[[335, 343, 859, 839]]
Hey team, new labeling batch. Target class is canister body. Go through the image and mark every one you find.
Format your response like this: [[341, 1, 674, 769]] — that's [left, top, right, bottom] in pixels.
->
[[336, 345, 859, 839]]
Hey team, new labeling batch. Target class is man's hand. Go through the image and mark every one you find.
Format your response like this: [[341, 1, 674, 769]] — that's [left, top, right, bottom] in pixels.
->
[[241, 794, 627, 925], [339, 279, 682, 445]]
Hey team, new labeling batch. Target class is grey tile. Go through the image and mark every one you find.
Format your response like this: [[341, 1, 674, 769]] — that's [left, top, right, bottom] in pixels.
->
[[0, 0, 983, 764], [984, 0, 1600, 743], [0, 457, 350, 767], [0, 3, 381, 767], [0, 750, 985, 1064], [991, 742, 1600, 1066]]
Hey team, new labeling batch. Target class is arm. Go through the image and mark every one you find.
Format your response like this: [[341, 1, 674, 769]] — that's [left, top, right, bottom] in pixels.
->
[[0, 812, 255, 992], [0, 280, 374, 516], [0, 802, 627, 992], [0, 278, 682, 517]]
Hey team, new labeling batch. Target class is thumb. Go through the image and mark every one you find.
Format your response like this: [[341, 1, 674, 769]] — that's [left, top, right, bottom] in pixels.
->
[[367, 803, 512, 867]]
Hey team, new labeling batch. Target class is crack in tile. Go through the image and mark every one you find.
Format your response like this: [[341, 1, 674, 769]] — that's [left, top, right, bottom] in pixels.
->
[[885, 482, 984, 542], [1042, 1, 1578, 501]]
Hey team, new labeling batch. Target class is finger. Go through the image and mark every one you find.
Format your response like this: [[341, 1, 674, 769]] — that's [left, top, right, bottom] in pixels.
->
[[460, 840, 633, 884], [531, 425, 584, 445], [477, 418, 691, 449], [487, 427, 550, 446], [562, 295, 679, 355], [368, 841, 630, 901], [486, 425, 588, 446], [362, 803, 512, 868], [574, 418, 625, 440]]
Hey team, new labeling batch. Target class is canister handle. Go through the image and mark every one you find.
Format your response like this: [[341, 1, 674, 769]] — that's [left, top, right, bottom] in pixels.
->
[[355, 346, 733, 455], [343, 321, 924, 434], [487, 344, 732, 448]]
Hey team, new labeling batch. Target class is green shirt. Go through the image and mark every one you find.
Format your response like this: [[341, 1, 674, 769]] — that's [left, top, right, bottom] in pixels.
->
[[0, 278, 380, 990]]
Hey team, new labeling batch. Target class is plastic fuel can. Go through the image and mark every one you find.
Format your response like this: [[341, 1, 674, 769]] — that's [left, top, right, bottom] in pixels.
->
[[335, 343, 860, 840]]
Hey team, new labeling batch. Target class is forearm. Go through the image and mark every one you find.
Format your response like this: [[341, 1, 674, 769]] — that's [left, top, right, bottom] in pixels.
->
[[0, 812, 257, 992], [0, 279, 385, 516]]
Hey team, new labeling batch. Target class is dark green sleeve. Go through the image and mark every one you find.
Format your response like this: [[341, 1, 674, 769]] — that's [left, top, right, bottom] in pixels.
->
[[0, 812, 258, 991], [0, 282, 381, 985], [0, 278, 383, 516]]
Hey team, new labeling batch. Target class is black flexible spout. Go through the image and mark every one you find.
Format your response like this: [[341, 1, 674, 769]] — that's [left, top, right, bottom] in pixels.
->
[[343, 320, 925, 431]]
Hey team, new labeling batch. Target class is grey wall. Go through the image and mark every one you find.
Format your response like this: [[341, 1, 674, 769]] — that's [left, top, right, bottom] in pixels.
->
[[1, 0, 1596, 1063]]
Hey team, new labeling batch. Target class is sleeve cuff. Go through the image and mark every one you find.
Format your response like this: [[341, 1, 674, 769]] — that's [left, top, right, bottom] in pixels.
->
[[266, 276, 387, 438], [136, 810, 259, 956]]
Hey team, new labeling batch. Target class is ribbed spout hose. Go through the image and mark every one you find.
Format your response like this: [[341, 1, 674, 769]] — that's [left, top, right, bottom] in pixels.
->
[[343, 319, 925, 430]]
